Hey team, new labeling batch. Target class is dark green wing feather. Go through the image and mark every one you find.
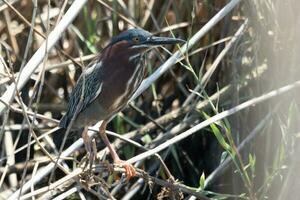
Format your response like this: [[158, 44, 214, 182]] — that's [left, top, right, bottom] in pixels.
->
[[59, 62, 103, 129]]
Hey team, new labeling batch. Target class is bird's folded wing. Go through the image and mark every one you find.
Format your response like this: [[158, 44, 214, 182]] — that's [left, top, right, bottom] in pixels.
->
[[61, 62, 103, 128]]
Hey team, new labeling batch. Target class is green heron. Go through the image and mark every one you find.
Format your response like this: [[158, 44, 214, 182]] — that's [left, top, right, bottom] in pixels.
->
[[59, 28, 184, 178]]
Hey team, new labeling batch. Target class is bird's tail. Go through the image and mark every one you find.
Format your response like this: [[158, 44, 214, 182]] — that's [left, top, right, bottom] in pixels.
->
[[53, 124, 82, 150], [59, 115, 69, 129]]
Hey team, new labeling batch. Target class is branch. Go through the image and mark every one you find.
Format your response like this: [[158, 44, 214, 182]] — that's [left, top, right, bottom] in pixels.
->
[[130, 0, 242, 100], [127, 80, 300, 164], [7, 0, 242, 198], [19, 164, 209, 200], [0, 0, 88, 114]]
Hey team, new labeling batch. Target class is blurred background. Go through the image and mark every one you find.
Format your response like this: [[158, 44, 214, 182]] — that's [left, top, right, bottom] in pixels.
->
[[0, 0, 300, 199]]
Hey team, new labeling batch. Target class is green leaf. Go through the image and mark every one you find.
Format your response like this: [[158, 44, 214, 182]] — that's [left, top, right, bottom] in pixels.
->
[[249, 154, 256, 176], [210, 127, 231, 151], [70, 25, 98, 54], [141, 134, 152, 144], [249, 154, 256, 169], [199, 172, 205, 190]]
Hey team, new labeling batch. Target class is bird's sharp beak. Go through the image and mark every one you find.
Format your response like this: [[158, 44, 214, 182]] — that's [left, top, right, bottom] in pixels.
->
[[145, 36, 185, 45]]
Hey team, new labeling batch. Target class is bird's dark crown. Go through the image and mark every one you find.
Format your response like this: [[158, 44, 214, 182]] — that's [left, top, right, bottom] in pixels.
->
[[110, 28, 152, 47], [109, 28, 185, 48]]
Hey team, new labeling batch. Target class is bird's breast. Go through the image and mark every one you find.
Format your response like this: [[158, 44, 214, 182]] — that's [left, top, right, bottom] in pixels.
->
[[96, 53, 145, 118]]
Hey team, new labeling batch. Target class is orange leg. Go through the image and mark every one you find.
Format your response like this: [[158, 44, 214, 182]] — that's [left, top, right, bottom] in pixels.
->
[[99, 121, 136, 179]]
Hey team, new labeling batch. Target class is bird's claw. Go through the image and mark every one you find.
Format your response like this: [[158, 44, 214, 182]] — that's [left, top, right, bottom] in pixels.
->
[[81, 138, 100, 170], [115, 159, 136, 180]]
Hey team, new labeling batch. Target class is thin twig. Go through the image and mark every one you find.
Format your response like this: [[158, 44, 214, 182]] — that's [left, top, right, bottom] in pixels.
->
[[183, 19, 249, 106], [0, 0, 88, 114], [130, 0, 242, 101], [19, 164, 209, 200], [127, 80, 300, 164]]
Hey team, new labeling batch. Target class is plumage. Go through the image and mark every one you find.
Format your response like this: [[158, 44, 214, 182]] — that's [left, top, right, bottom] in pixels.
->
[[59, 28, 184, 178], [59, 36, 145, 129], [59, 61, 103, 129]]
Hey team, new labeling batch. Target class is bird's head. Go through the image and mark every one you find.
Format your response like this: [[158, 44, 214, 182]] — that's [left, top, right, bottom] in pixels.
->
[[109, 28, 185, 51]]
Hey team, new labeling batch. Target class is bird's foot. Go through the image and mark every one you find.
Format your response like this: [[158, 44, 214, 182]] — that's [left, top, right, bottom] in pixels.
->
[[80, 153, 97, 173], [81, 139, 100, 171], [114, 159, 136, 180], [80, 152, 92, 171]]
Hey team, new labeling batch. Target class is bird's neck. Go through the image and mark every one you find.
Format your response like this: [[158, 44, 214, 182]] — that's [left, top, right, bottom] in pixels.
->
[[102, 41, 144, 62]]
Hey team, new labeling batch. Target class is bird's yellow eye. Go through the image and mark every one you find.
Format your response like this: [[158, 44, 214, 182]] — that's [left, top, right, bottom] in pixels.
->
[[132, 37, 140, 43]]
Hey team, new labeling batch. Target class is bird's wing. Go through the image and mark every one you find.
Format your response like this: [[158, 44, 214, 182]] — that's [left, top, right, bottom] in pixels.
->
[[60, 62, 103, 128]]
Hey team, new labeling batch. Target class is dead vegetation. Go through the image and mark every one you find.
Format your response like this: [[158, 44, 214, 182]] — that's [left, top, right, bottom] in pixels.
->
[[0, 0, 300, 199]]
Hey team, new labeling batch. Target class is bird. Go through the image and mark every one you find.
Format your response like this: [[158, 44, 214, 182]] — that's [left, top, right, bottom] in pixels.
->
[[59, 28, 184, 178]]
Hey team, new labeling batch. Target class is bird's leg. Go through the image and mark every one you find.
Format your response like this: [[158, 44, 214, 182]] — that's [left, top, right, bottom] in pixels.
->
[[82, 127, 94, 170], [99, 121, 136, 179]]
